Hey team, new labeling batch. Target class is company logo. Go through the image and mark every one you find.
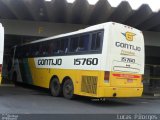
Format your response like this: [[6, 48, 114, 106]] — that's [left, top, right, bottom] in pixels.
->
[[122, 32, 136, 41]]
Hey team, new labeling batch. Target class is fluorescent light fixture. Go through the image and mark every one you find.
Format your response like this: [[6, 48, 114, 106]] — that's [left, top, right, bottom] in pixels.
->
[[108, 0, 160, 12], [66, 0, 75, 3], [87, 0, 99, 5], [45, 0, 52, 1]]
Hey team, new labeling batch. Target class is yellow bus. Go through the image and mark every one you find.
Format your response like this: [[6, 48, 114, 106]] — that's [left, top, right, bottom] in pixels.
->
[[11, 22, 144, 99], [0, 23, 4, 84]]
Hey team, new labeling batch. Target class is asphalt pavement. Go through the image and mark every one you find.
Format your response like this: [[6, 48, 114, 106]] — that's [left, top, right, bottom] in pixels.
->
[[0, 85, 160, 114]]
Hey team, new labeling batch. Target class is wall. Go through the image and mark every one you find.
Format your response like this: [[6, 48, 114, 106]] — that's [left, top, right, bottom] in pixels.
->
[[143, 31, 160, 47]]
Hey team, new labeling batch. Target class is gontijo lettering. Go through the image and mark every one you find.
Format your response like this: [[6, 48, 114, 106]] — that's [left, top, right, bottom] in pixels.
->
[[38, 59, 62, 65], [115, 42, 141, 51]]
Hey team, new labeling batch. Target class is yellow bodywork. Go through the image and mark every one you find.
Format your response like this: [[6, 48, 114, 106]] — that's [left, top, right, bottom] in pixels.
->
[[28, 58, 143, 98]]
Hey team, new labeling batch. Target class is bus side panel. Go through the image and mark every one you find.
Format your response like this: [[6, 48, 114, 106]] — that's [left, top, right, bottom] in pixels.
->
[[28, 58, 51, 88], [28, 58, 79, 92], [28, 57, 105, 97], [28, 57, 84, 94]]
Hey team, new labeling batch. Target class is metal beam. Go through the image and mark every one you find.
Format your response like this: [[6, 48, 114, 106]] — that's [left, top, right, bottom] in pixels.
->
[[0, 19, 87, 37]]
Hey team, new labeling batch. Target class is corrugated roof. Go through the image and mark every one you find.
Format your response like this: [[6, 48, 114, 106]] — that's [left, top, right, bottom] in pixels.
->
[[0, 0, 159, 31]]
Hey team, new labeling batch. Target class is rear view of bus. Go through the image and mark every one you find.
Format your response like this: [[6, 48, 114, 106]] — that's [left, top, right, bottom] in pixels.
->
[[0, 23, 4, 84], [101, 23, 144, 97]]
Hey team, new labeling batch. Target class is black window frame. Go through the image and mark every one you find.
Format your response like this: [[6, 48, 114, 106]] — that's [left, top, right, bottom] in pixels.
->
[[90, 31, 103, 52]]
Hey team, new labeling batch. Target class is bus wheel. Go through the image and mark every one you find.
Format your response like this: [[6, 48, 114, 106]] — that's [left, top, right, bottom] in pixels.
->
[[50, 77, 61, 97], [63, 79, 74, 99]]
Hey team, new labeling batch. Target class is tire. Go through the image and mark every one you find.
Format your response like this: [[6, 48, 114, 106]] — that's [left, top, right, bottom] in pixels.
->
[[50, 77, 62, 97], [63, 79, 74, 99]]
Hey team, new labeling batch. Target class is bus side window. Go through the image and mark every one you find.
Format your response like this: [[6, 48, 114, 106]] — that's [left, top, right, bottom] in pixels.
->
[[33, 43, 39, 57], [60, 38, 69, 54], [70, 37, 79, 52], [78, 34, 89, 52], [48, 42, 54, 55], [39, 42, 48, 56], [53, 39, 60, 54], [43, 43, 48, 56], [39, 43, 43, 56], [91, 32, 102, 51]]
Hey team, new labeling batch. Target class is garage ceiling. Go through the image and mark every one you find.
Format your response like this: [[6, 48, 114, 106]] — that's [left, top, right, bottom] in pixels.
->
[[0, 0, 160, 32]]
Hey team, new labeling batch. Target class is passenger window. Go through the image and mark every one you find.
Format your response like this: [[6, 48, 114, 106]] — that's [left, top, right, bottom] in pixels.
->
[[53, 39, 61, 54], [91, 32, 102, 51], [60, 38, 69, 53], [48, 39, 61, 55], [70, 35, 89, 52], [39, 42, 48, 56], [70, 37, 79, 52], [48, 41, 54, 55], [48, 38, 69, 55], [32, 43, 39, 57], [78, 34, 89, 52]]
